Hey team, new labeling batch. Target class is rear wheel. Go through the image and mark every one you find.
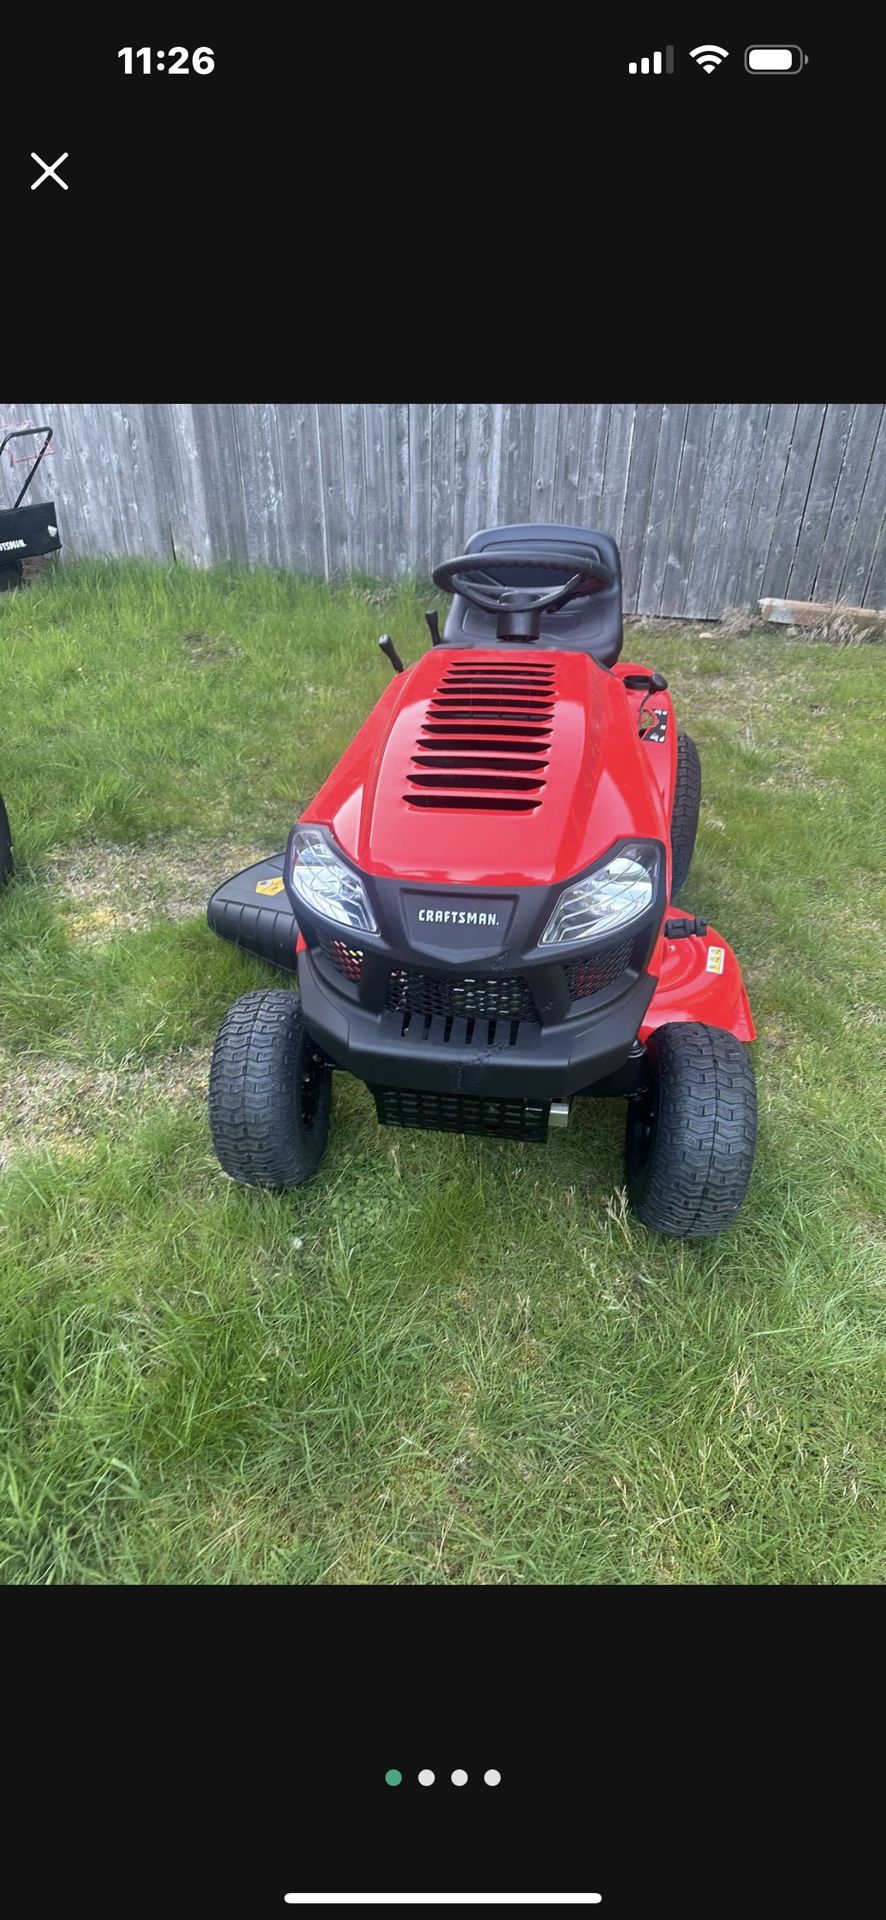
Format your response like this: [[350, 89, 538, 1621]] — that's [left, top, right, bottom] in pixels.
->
[[209, 988, 331, 1188], [671, 731, 701, 893], [625, 1022, 757, 1239]]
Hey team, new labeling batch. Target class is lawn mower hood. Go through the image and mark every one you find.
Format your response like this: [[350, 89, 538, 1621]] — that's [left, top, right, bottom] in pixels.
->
[[297, 647, 665, 888]]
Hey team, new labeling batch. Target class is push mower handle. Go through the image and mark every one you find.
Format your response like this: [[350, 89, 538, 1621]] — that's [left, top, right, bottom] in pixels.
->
[[0, 425, 54, 510]]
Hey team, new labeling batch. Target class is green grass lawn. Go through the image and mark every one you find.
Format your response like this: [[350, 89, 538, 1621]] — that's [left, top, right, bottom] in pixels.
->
[[1, 559, 885, 1584]]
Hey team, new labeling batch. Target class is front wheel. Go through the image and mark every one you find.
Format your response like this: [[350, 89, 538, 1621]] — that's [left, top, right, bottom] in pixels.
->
[[625, 1022, 757, 1239], [209, 988, 331, 1188]]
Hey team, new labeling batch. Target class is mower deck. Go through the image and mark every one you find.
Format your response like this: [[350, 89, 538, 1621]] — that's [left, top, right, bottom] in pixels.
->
[[207, 853, 298, 973]]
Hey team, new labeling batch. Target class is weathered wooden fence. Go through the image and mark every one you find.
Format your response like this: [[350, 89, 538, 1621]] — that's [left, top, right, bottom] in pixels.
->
[[2, 402, 884, 617]]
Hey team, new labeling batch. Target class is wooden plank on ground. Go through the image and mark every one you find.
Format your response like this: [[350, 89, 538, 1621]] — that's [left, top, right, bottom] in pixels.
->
[[759, 596, 884, 624]]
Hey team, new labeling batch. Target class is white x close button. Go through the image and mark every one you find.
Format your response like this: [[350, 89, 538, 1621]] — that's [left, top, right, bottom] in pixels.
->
[[31, 153, 69, 190]]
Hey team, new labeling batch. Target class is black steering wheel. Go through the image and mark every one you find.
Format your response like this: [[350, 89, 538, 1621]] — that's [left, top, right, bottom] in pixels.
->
[[432, 546, 614, 641], [432, 546, 613, 617]]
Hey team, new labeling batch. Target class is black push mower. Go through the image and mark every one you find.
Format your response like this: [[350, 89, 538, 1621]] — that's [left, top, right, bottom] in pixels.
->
[[207, 521, 757, 1239], [0, 424, 62, 591]]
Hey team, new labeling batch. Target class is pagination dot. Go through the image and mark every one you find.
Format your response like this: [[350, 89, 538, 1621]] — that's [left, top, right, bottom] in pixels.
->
[[451, 1768, 468, 1785], [418, 1769, 435, 1786], [484, 1768, 501, 1786], [384, 1769, 402, 1786]]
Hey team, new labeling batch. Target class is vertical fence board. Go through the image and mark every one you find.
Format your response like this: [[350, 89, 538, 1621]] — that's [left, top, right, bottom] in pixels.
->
[[292, 404, 327, 576], [599, 403, 636, 549], [787, 402, 856, 597], [267, 404, 302, 573], [862, 508, 886, 607], [732, 403, 799, 607], [576, 403, 612, 529], [451, 403, 470, 555], [813, 403, 884, 601], [760, 403, 827, 597], [657, 402, 717, 617], [837, 409, 886, 603], [363, 405, 393, 581], [430, 403, 455, 564], [502, 401, 534, 522], [638, 403, 690, 615], [231, 403, 286, 570], [407, 403, 432, 575], [465, 404, 497, 551], [685, 404, 746, 618], [707, 402, 773, 611], [190, 404, 249, 564], [552, 404, 585, 526], [140, 401, 202, 564], [114, 404, 169, 560], [529, 404, 561, 522], [619, 403, 664, 613], [315, 402, 350, 578], [389, 404, 411, 578], [340, 403, 368, 576]]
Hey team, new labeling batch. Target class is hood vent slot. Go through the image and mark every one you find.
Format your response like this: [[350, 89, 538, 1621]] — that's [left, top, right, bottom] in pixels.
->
[[406, 659, 555, 811]]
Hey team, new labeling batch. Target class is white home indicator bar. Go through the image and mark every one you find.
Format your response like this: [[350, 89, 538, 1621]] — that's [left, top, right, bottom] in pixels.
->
[[284, 1899, 603, 1907]]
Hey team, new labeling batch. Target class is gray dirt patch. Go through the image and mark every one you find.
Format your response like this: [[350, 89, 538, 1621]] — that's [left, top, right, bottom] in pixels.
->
[[47, 832, 276, 941], [0, 1045, 207, 1168]]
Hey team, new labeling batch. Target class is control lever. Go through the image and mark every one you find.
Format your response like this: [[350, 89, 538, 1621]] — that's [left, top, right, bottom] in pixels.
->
[[378, 633, 405, 675]]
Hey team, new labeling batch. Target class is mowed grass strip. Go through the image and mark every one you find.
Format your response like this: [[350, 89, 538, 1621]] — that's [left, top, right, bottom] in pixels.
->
[[1, 560, 885, 1584]]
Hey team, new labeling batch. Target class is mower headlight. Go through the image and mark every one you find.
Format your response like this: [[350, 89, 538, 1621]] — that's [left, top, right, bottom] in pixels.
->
[[539, 843, 659, 946], [289, 828, 378, 934]]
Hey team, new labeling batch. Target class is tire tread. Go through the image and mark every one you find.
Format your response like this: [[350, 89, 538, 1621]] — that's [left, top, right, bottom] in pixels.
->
[[208, 988, 330, 1188], [626, 1022, 757, 1239]]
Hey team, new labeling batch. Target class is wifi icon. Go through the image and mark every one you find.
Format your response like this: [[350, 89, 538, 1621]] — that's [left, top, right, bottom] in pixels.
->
[[690, 44, 729, 72]]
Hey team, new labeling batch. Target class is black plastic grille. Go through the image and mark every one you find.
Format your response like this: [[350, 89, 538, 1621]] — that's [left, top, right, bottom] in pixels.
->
[[406, 659, 555, 812], [386, 967, 540, 1023], [373, 1086, 549, 1141], [564, 936, 635, 1000], [318, 937, 365, 984]]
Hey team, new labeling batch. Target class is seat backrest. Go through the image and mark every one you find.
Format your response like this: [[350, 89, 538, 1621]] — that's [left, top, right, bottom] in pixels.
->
[[441, 522, 624, 666]]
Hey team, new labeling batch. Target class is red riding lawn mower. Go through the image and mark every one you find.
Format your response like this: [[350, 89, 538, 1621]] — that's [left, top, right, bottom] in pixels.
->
[[207, 524, 757, 1238]]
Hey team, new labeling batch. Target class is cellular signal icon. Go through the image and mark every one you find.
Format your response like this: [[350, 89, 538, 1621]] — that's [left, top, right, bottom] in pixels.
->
[[628, 47, 674, 74]]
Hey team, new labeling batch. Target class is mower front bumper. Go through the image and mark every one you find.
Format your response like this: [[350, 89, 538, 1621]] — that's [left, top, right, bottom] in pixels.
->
[[298, 951, 655, 1103]]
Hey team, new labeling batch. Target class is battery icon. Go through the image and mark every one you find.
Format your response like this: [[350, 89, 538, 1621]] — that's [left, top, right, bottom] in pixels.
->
[[745, 45, 807, 73]]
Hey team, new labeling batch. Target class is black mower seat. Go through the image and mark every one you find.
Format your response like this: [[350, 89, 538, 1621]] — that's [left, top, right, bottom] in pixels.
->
[[442, 522, 624, 666]]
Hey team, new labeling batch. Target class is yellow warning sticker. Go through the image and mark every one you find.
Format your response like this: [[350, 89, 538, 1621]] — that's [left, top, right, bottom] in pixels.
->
[[706, 946, 725, 974], [256, 876, 285, 896]]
